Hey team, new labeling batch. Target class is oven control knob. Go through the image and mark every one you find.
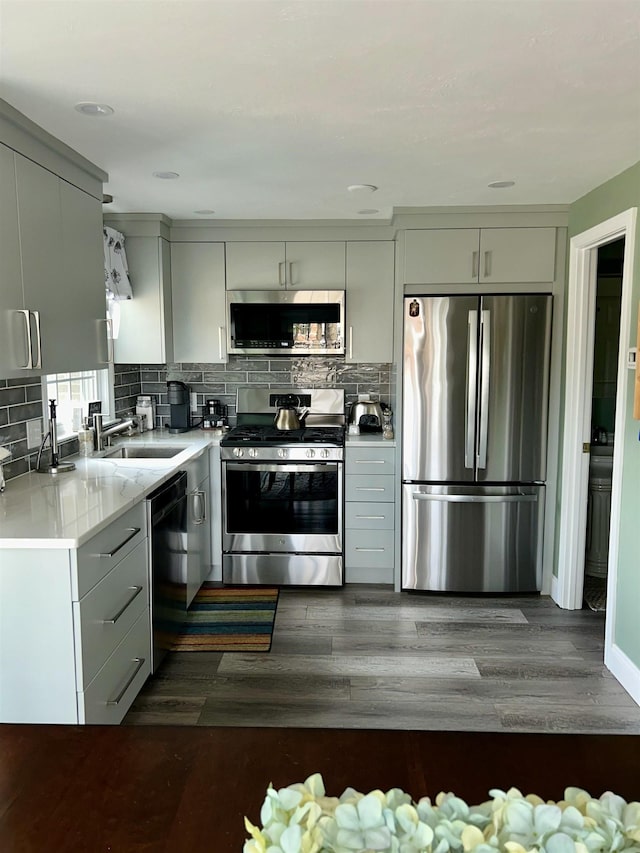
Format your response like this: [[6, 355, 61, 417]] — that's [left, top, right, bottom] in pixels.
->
[[306, 449, 316, 459], [320, 449, 330, 459], [278, 448, 288, 458], [248, 448, 258, 458], [233, 447, 244, 458]]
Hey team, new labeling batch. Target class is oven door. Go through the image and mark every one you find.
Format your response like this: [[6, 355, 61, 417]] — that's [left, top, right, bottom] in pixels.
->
[[222, 461, 343, 554]]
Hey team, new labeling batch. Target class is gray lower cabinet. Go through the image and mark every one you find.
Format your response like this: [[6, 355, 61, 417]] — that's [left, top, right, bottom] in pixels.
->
[[172, 242, 227, 362], [0, 145, 107, 377], [0, 502, 150, 724], [345, 445, 396, 583], [186, 449, 212, 606]]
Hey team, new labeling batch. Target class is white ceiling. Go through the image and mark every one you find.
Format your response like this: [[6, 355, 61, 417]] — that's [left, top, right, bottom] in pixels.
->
[[1, 0, 639, 220]]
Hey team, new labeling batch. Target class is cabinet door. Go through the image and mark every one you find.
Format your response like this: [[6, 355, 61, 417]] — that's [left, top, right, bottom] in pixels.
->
[[479, 228, 556, 283], [186, 453, 210, 606], [285, 241, 345, 289], [14, 153, 64, 373], [59, 179, 109, 371], [114, 236, 173, 364], [172, 242, 227, 362], [0, 144, 31, 378], [404, 229, 481, 284], [345, 241, 394, 362], [225, 241, 285, 289]]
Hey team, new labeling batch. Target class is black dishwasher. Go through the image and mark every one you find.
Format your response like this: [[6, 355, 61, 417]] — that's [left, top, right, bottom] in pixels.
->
[[146, 471, 188, 673]]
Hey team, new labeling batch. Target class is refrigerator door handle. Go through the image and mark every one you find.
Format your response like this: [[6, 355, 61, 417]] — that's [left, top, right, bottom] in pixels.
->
[[411, 492, 537, 504], [477, 309, 491, 469], [465, 310, 478, 469]]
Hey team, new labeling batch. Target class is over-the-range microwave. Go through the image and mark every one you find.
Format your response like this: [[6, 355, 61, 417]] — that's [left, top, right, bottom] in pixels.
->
[[226, 290, 345, 356]]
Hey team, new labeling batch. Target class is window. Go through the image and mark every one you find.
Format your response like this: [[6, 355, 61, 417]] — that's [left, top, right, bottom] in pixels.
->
[[42, 367, 114, 440]]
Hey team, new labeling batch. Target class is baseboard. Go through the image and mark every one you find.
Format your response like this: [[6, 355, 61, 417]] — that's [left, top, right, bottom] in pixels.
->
[[605, 642, 640, 707]]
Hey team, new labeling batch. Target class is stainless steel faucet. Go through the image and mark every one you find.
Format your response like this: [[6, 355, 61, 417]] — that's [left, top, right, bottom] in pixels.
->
[[93, 414, 137, 451]]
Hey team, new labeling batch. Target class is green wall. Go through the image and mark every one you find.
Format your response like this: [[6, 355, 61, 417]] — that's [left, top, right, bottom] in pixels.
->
[[568, 160, 640, 668]]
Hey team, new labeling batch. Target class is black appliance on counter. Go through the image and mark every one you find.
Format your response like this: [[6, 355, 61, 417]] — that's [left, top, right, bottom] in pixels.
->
[[167, 381, 190, 433], [221, 387, 346, 587]]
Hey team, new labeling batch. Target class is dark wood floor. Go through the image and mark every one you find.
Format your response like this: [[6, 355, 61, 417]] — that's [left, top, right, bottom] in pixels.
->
[[126, 585, 640, 732], [1, 725, 639, 852]]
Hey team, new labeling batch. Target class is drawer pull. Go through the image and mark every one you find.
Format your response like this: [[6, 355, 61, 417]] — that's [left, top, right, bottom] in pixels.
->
[[101, 585, 143, 625], [356, 487, 385, 492], [354, 460, 386, 464], [106, 657, 146, 706], [355, 547, 385, 552], [94, 527, 141, 558], [356, 515, 385, 520]]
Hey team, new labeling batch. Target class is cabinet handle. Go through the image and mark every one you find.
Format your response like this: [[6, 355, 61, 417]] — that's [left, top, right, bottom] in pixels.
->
[[287, 261, 295, 286], [355, 547, 385, 552], [192, 489, 206, 525], [99, 318, 113, 364], [102, 586, 143, 624], [31, 310, 42, 369], [93, 527, 141, 558], [472, 251, 479, 279], [105, 657, 146, 706], [349, 326, 353, 360], [356, 486, 385, 492], [354, 459, 385, 464], [218, 326, 225, 361], [483, 250, 492, 278], [278, 261, 286, 287], [355, 515, 385, 520], [16, 309, 33, 369]]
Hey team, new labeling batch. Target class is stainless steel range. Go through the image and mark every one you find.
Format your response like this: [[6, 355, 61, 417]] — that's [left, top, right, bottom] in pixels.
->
[[221, 388, 345, 586]]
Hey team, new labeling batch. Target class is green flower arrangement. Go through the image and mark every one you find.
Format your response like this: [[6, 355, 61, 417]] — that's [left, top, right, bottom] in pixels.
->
[[244, 773, 640, 853]]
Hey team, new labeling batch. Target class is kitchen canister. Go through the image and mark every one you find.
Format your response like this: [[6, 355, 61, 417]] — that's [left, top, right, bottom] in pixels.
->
[[136, 395, 155, 432]]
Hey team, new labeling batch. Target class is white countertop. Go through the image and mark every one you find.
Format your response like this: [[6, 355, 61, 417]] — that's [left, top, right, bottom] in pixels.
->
[[346, 432, 397, 447], [0, 429, 220, 550]]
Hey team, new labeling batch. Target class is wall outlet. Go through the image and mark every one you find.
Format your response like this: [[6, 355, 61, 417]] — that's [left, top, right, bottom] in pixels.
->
[[27, 418, 43, 449]]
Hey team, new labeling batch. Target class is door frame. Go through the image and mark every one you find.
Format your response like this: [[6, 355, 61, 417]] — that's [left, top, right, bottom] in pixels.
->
[[554, 208, 637, 626]]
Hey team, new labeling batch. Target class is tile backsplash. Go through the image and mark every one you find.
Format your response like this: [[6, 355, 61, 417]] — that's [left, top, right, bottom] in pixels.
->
[[116, 357, 393, 428], [0, 377, 77, 484]]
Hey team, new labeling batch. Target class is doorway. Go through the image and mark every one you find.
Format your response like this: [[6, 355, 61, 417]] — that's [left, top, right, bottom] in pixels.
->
[[553, 209, 637, 672]]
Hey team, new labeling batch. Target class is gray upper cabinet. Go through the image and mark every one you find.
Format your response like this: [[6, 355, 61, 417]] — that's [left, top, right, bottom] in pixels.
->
[[172, 242, 227, 363], [226, 241, 346, 290], [404, 227, 556, 285], [345, 241, 395, 363], [113, 236, 174, 365], [0, 148, 107, 378]]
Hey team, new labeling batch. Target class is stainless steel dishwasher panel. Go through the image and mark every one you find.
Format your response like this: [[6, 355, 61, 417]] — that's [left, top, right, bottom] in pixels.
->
[[147, 471, 188, 673], [402, 483, 543, 593]]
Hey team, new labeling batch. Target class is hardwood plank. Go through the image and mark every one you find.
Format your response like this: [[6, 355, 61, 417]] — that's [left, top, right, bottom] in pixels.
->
[[135, 673, 352, 701], [218, 652, 480, 678], [269, 635, 333, 655], [475, 658, 611, 680], [307, 604, 529, 623], [274, 619, 420, 636], [125, 696, 206, 725], [331, 636, 579, 658], [496, 703, 640, 733]]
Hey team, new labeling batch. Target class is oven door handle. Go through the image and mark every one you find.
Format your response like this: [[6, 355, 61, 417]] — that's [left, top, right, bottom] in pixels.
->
[[224, 462, 338, 473]]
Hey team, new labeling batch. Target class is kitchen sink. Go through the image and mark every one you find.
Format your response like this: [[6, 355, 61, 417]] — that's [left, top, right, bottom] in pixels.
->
[[101, 445, 185, 459]]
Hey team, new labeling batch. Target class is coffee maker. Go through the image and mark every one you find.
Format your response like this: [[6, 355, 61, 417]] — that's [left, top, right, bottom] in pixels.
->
[[167, 381, 190, 433]]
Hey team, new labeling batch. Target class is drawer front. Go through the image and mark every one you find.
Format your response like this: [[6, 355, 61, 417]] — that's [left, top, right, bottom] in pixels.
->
[[346, 529, 395, 568], [79, 610, 151, 725], [74, 539, 149, 688], [346, 474, 395, 503], [75, 502, 146, 599], [346, 446, 395, 476], [346, 501, 394, 530]]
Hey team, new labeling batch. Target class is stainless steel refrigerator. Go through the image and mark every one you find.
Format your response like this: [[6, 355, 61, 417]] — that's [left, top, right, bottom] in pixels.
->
[[402, 294, 552, 592]]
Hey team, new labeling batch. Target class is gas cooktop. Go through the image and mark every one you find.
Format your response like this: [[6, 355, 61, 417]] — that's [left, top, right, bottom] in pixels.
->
[[221, 425, 345, 447]]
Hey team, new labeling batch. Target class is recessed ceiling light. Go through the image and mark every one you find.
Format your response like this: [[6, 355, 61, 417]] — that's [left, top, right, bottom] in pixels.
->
[[74, 102, 114, 117], [357, 209, 379, 215], [194, 209, 216, 215], [348, 184, 378, 193], [488, 180, 515, 189], [152, 171, 180, 180]]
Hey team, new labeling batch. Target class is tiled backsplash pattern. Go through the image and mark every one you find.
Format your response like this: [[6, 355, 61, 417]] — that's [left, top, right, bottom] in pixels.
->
[[0, 378, 77, 483], [116, 357, 392, 428], [2, 357, 391, 484]]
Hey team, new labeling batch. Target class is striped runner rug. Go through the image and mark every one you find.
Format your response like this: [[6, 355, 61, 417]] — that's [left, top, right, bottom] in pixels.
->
[[170, 585, 279, 652]]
